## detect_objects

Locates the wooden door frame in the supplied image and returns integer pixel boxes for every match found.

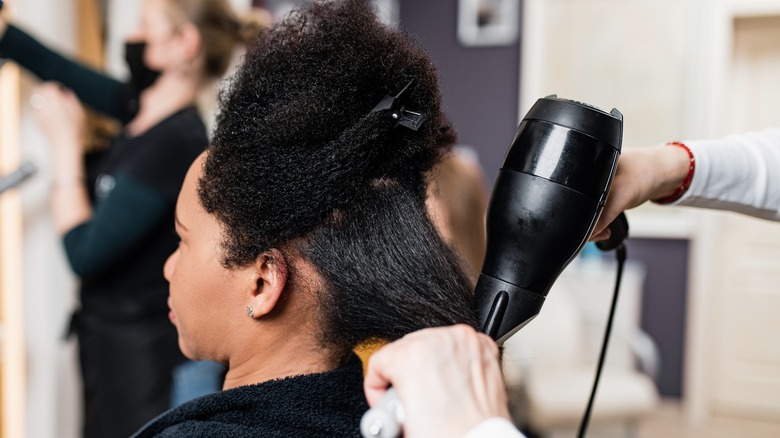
[0,3,26,436]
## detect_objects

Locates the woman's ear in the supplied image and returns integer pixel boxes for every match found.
[177,23,202,63]
[246,249,288,319]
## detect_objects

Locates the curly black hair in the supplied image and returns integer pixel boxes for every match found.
[199,0,476,355]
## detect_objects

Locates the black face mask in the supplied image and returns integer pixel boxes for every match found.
[124,41,162,92]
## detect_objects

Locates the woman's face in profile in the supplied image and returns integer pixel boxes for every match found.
[164,154,245,361]
[134,0,180,71]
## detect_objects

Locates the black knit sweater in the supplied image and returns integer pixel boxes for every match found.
[132,355,369,437]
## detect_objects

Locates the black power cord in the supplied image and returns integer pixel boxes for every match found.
[576,243,627,438]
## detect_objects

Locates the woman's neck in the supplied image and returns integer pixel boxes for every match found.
[221,331,340,390]
[125,72,199,137]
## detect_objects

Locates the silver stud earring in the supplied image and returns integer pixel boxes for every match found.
[246,306,254,318]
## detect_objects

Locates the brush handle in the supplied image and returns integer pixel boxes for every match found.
[360,387,404,438]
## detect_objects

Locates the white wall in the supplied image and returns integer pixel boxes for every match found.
[12,1,82,437]
[520,0,780,425]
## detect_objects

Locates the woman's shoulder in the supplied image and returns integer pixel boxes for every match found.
[116,107,207,197]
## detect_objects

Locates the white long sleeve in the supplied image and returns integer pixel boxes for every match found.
[462,418,526,438]
[673,128,780,221]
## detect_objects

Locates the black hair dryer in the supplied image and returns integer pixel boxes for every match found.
[477,95,624,345]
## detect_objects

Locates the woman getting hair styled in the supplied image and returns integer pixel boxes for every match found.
[0,1,268,436]
[132,0,477,435]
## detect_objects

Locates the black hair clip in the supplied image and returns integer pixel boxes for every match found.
[371,80,427,132]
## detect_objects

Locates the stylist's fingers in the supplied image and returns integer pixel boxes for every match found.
[590,228,611,243]
[591,148,653,240]
[33,83,85,124]
[363,324,478,407]
[363,339,402,407]
[592,172,630,239]
[59,86,87,122]
[591,192,626,241]
[59,86,78,104]
[364,325,510,438]
[32,83,72,114]
[33,82,61,101]
[468,331,509,418]
[592,187,632,240]
[32,83,64,123]
[363,328,426,407]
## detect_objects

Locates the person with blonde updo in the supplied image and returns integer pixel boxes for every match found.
[0,1,268,436]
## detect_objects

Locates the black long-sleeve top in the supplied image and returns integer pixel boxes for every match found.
[0,24,140,122]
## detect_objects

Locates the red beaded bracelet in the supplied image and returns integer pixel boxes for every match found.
[652,141,696,205]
